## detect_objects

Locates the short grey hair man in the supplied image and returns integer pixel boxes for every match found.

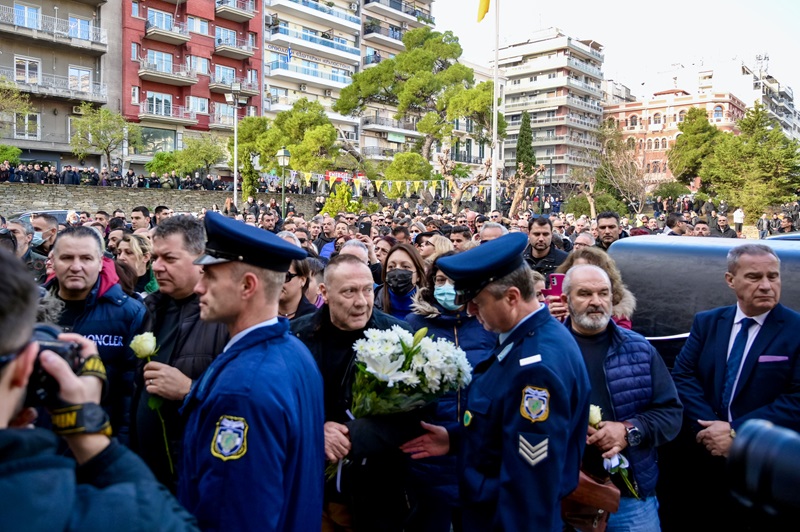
[339,239,369,264]
[479,222,508,243]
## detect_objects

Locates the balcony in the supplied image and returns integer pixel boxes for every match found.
[145,20,190,45]
[266,60,352,90]
[208,113,235,131]
[504,76,565,95]
[214,36,255,60]
[507,116,567,129]
[450,152,483,165]
[505,96,567,111]
[363,24,405,48]
[566,115,600,131]
[364,0,435,28]
[363,54,383,69]
[266,0,361,32]
[452,119,474,134]
[565,96,602,114]
[215,0,257,23]
[73,0,107,5]
[138,61,198,86]
[361,116,422,137]
[269,26,360,65]
[566,77,602,98]
[138,103,198,126]
[0,5,107,55]
[362,145,401,160]
[0,67,107,104]
[208,76,259,96]
[567,57,602,79]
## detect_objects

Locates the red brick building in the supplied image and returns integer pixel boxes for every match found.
[121,0,262,172]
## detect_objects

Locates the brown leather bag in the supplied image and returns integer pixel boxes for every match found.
[561,470,621,532]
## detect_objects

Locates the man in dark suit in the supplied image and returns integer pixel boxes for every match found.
[671,243,800,530]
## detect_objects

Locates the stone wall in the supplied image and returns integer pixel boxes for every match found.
[0,184,316,218]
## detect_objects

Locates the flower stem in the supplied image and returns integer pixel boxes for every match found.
[156,407,174,475]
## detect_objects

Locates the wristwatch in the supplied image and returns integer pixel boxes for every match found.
[622,421,642,447]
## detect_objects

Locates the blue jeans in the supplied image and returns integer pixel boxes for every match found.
[759,230,768,239]
[607,495,660,532]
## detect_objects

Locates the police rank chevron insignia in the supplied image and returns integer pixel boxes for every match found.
[211,415,248,461]
[520,386,549,423]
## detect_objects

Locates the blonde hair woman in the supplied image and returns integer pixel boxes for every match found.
[419,234,453,264]
[117,233,159,296]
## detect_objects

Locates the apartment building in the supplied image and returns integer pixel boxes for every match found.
[0,0,109,168]
[499,28,605,187]
[121,0,262,172]
[603,89,746,184]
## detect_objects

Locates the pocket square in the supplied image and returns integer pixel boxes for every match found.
[758,355,789,363]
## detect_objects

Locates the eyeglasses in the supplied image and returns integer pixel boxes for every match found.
[284,271,299,283]
[297,238,307,244]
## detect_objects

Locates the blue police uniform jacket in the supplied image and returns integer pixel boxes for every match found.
[456,306,591,531]
[178,319,325,532]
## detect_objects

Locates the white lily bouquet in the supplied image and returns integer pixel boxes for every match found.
[350,326,473,417]
[589,405,639,499]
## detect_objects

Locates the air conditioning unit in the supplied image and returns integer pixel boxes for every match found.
[299,84,307,92]
[72,106,85,115]
[401,22,409,29]
[349,2,358,10]
[324,89,332,97]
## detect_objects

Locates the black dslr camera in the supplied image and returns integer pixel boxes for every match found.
[25,324,83,407]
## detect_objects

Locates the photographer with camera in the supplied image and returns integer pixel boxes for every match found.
[0,249,198,530]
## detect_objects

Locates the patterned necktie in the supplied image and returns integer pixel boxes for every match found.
[721,317,756,412]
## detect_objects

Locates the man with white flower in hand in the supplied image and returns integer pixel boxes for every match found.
[559,264,682,531]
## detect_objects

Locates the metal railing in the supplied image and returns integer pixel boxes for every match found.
[139,102,196,120]
[267,61,352,84]
[269,0,361,25]
[0,67,107,100]
[209,113,235,127]
[567,57,602,77]
[364,25,404,41]
[0,5,107,44]
[450,152,483,164]
[363,54,383,66]
[216,0,256,13]
[362,116,417,131]
[362,146,400,157]
[364,0,434,22]
[146,20,189,37]
[209,76,259,92]
[270,26,359,55]
[138,60,198,80]
[215,36,255,53]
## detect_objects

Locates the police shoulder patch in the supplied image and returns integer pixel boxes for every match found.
[211,415,248,461]
[520,386,549,423]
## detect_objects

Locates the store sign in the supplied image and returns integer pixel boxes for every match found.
[266,44,351,72]
[387,132,406,143]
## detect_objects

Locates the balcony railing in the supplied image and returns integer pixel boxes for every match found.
[450,152,483,164]
[146,20,189,36]
[209,75,259,92]
[209,113,236,128]
[364,24,405,42]
[362,116,417,131]
[139,102,197,120]
[215,36,256,53]
[267,61,353,84]
[363,54,383,66]
[216,0,256,13]
[270,0,361,25]
[139,61,198,80]
[0,5,107,44]
[270,26,359,56]
[364,0,434,22]
[0,67,107,100]
[362,146,401,158]
[567,57,602,78]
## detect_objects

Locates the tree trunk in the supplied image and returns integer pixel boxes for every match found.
[421,135,435,161]
[508,178,527,218]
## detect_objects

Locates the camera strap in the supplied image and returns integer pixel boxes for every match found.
[76,355,109,401]
[50,403,111,436]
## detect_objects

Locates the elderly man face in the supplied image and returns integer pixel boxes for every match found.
[320,260,375,331]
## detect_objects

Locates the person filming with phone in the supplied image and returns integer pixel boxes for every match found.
[0,249,198,531]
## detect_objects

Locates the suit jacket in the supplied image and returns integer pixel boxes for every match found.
[672,303,800,432]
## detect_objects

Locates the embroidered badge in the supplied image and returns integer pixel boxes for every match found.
[211,415,248,461]
[520,386,549,423]
[463,410,473,427]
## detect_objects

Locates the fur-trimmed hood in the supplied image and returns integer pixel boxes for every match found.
[409,288,442,318]
[614,286,637,319]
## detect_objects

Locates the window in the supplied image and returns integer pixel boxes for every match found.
[626,137,635,149]
[678,110,686,122]
[146,50,173,72]
[247,106,258,117]
[14,113,39,140]
[654,138,660,150]
[512,79,520,85]
[187,16,209,35]
[546,129,555,138]
[630,115,638,127]
[216,27,237,45]
[145,92,173,116]
[187,96,209,114]
[653,113,662,125]
[465,138,472,158]
[186,56,210,75]
[69,16,91,40]
[645,163,650,173]
[248,32,257,48]
[479,141,485,159]
[131,42,140,61]
[132,1,140,18]
[653,161,661,173]
[646,139,653,150]
[216,102,235,119]
[131,86,140,104]
[15,57,40,84]
[14,4,40,30]
[547,72,556,79]
[214,65,236,83]
[247,68,258,84]
[147,9,173,31]
[662,137,667,149]
[69,67,92,92]
[136,127,176,155]
[714,105,723,119]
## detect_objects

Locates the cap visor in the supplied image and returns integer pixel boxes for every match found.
[193,254,231,266]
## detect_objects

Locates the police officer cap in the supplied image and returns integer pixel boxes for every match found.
[194,212,306,272]
[437,233,528,304]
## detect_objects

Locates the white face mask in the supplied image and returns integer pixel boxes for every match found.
[31,231,45,247]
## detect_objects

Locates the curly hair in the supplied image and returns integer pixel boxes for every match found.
[555,246,628,307]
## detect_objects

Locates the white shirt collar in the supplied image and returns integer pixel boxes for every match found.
[733,304,771,327]
[223,317,279,352]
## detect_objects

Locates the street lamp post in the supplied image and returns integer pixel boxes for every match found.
[276,146,291,218]
[225,82,248,209]
[549,157,553,197]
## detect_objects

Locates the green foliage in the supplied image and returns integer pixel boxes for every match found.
[699,103,800,222]
[320,182,371,215]
[177,133,227,175]
[0,77,30,132]
[515,111,536,176]
[70,102,141,165]
[564,192,627,218]
[145,151,178,176]
[255,99,337,174]
[230,116,270,164]
[0,144,22,166]
[667,107,720,184]
[446,81,507,145]
[384,152,433,198]
[241,158,259,202]
[650,181,690,201]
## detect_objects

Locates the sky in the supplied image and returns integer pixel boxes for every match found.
[433,0,800,100]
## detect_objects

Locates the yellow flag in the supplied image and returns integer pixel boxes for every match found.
[478,0,490,22]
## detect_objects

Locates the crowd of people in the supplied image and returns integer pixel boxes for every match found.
[0,192,798,532]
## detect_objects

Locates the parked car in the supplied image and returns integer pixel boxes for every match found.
[7,210,70,225]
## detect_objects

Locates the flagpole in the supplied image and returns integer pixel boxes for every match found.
[490,0,500,212]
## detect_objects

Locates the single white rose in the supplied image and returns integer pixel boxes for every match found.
[589,404,603,428]
[130,332,157,359]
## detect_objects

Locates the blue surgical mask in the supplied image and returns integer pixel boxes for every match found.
[434,283,461,311]
[31,232,45,247]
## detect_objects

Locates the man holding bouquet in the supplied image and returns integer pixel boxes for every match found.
[402,233,591,531]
